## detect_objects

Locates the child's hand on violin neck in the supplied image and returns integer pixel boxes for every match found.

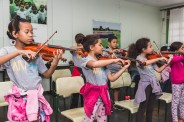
[167,55,173,64]
[18,50,36,60]
[53,49,64,60]
[124,60,131,68]
[159,57,168,62]
[113,58,125,64]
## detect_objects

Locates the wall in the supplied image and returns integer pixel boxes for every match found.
[0,0,162,90]
[0,0,162,61]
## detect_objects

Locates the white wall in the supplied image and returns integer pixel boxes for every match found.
[120,1,162,48]
[0,0,162,91]
[0,0,162,60]
[0,0,4,49]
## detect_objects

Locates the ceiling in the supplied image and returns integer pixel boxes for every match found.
[124,0,184,8]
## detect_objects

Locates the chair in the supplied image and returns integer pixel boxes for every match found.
[110,71,132,96]
[157,92,172,122]
[155,71,161,81]
[55,76,85,122]
[111,72,132,89]
[155,72,172,122]
[52,69,72,82]
[0,81,13,107]
[51,69,72,106]
[114,99,139,122]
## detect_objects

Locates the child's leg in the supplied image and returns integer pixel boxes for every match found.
[133,75,140,96]
[135,85,152,122]
[70,93,79,109]
[179,84,184,121]
[84,100,100,122]
[146,88,156,122]
[113,88,119,101]
[96,101,107,122]
[172,84,183,122]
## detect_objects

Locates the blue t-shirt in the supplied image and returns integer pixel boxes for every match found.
[0,46,47,90]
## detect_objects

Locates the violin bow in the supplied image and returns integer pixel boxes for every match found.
[153,41,168,64]
[35,31,57,56]
[153,41,164,57]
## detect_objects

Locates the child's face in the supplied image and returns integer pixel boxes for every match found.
[92,39,103,54]
[20,5,24,11]
[108,39,118,49]
[177,44,184,54]
[14,22,33,45]
[143,42,153,54]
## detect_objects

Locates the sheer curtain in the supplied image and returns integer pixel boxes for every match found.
[161,11,167,46]
[169,8,184,44]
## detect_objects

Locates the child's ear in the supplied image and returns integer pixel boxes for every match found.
[90,45,94,51]
[142,48,146,52]
[108,42,110,45]
[12,31,18,39]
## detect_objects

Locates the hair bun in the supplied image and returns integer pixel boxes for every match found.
[81,36,86,45]
[12,15,20,21]
[7,31,15,40]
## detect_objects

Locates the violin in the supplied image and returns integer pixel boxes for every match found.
[24,43,77,62]
[98,55,128,66]
[147,52,170,59]
[160,51,181,55]
[75,50,88,57]
[42,54,67,62]
[23,31,75,62]
[102,49,146,66]
[103,48,127,56]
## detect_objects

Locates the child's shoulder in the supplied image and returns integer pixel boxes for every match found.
[0,46,15,52]
[136,55,146,60]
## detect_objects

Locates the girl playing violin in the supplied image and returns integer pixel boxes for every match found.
[157,46,171,93]
[130,38,171,122]
[0,15,63,121]
[80,35,130,122]
[103,35,127,110]
[169,42,184,122]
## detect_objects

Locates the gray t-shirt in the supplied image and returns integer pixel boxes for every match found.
[103,47,122,73]
[0,46,47,90]
[71,52,84,67]
[136,55,157,78]
[81,55,111,86]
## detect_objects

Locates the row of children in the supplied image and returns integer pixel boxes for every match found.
[70,33,184,122]
[0,15,184,122]
[10,0,47,24]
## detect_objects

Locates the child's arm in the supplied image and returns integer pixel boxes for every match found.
[70,45,83,50]
[0,50,35,65]
[86,58,125,68]
[107,60,130,82]
[43,49,63,78]
[154,56,172,73]
[154,63,168,73]
[143,57,168,66]
[171,55,184,63]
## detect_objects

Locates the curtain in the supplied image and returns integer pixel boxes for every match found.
[169,8,184,44]
[161,11,167,46]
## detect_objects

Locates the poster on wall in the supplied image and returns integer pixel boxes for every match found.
[9,0,47,43]
[93,20,121,48]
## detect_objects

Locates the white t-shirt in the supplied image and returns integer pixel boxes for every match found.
[17,10,27,19]
[29,13,39,23]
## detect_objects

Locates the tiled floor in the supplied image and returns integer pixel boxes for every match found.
[0,92,172,122]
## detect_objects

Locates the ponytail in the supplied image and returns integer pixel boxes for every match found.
[7,15,30,40]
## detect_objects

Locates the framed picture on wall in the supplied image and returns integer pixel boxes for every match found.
[10,0,47,24]
[9,0,48,43]
[92,20,121,48]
